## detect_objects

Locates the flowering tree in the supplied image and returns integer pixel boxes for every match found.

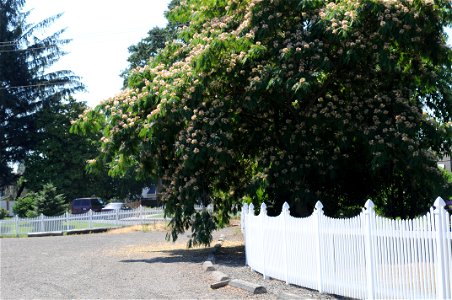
[73,0,452,246]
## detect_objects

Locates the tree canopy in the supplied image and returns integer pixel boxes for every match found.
[22,98,146,201]
[0,0,84,189]
[74,0,452,246]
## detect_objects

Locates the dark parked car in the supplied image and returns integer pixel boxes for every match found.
[445,200,452,213]
[71,198,104,214]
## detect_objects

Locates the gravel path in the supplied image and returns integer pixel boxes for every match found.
[0,225,341,299]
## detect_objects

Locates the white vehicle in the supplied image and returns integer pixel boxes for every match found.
[101,202,130,212]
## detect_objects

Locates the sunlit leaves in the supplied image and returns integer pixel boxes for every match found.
[74,0,452,245]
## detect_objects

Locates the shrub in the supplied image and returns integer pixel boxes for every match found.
[13,193,38,218]
[0,208,9,219]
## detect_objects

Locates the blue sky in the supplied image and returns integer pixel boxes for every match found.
[24,1,452,108]
[25,0,171,107]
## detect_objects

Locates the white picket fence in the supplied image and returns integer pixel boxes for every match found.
[241,197,452,300]
[0,206,166,237]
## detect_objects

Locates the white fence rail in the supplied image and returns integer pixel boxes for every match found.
[241,197,452,300]
[0,206,166,237]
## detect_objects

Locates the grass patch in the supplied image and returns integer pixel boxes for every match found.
[107,222,169,234]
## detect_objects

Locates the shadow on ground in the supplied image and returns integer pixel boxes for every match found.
[215,245,245,267]
[119,245,245,267]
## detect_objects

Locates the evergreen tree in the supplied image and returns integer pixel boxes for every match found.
[35,183,66,216]
[23,98,146,201]
[0,0,84,190]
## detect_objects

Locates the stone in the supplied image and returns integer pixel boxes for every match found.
[229,279,267,294]
[211,271,230,282]
[202,261,215,272]
[210,280,230,289]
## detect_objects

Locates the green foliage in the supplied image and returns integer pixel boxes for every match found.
[186,210,216,248]
[121,27,177,87]
[35,183,67,216]
[0,208,9,219]
[442,169,452,183]
[13,183,67,217]
[23,98,146,201]
[0,0,84,189]
[74,0,452,246]
[13,193,38,218]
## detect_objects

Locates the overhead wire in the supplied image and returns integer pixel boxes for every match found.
[0,40,19,44]
[0,28,170,48]
[0,29,171,90]
[0,82,71,90]
[0,45,57,53]
[0,28,171,53]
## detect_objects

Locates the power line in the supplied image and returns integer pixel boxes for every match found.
[0,32,171,52]
[0,40,19,45]
[0,29,171,49]
[0,45,57,53]
[0,82,70,90]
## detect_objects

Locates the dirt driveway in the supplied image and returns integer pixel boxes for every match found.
[0,226,254,299]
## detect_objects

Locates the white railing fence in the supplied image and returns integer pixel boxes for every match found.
[241,197,452,300]
[0,206,166,237]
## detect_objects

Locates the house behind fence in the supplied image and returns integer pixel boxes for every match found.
[241,197,452,300]
[0,200,15,215]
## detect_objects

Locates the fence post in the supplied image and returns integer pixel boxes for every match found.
[314,201,324,293]
[15,215,19,237]
[241,203,248,233]
[140,205,144,225]
[65,211,69,231]
[247,203,255,267]
[116,208,120,226]
[433,197,449,300]
[282,202,290,285]
[364,200,376,300]
[40,213,45,232]
[260,202,267,279]
[241,204,248,266]
[88,209,93,229]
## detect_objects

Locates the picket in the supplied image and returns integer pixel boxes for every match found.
[0,206,167,236]
[242,198,452,300]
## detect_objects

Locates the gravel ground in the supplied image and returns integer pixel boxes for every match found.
[1,224,341,299]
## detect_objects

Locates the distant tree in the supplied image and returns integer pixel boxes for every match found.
[120,0,180,87]
[13,192,37,217]
[74,0,452,246]
[35,183,66,216]
[23,98,145,201]
[121,27,176,87]
[0,0,84,190]
[22,98,95,200]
